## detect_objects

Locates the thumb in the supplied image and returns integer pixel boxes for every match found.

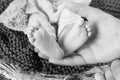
[65,2,103,22]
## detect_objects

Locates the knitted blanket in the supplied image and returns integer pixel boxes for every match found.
[0,0,120,80]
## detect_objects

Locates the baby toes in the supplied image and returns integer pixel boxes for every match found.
[85,23,92,37]
[33,27,64,59]
[27,27,39,44]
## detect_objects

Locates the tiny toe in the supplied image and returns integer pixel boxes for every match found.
[85,24,91,31]
[88,31,92,37]
[30,27,40,43]
[84,24,92,37]
[28,32,36,43]
[87,27,91,32]
[85,24,89,28]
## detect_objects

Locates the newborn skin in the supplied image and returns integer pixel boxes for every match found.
[24,13,64,59]
[58,8,91,56]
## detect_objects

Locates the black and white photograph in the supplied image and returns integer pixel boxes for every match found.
[0,0,120,80]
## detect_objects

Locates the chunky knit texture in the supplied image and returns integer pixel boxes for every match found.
[90,0,120,19]
[0,0,120,79]
[0,0,13,14]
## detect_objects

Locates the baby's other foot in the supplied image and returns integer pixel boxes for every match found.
[31,32,49,59]
[59,20,91,56]
[30,27,64,59]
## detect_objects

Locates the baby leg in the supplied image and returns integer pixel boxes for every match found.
[59,21,91,56]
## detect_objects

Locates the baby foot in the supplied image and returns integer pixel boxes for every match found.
[58,8,91,56]
[29,27,64,59]
[59,20,91,56]
[58,20,91,56]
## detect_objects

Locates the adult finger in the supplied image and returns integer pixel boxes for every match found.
[49,54,87,66]
[111,59,120,80]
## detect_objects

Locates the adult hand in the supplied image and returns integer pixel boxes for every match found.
[49,2,120,66]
